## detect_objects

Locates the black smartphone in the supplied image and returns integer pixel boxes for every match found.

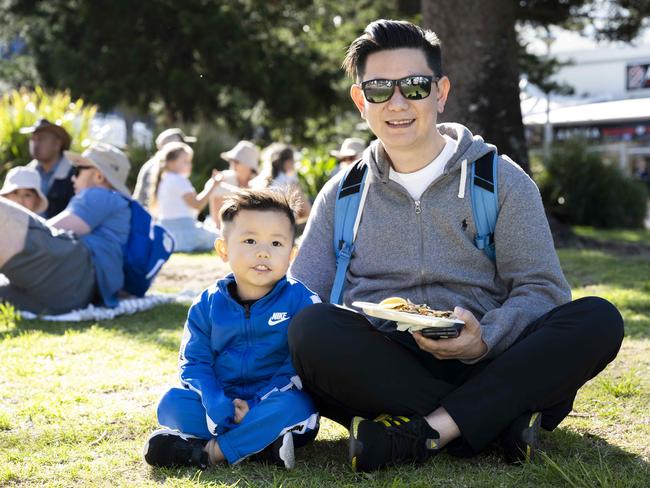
[420,322,464,340]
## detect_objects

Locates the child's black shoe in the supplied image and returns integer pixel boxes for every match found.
[143,428,209,469]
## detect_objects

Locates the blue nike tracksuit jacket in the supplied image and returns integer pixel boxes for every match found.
[157,274,320,463]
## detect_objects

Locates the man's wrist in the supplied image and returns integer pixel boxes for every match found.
[471,339,488,360]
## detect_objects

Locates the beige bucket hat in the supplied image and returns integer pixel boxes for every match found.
[220,140,260,172]
[331,137,366,159]
[155,128,197,150]
[65,143,131,197]
[0,166,49,213]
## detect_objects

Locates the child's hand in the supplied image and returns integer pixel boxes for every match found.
[233,398,249,424]
[204,176,217,192]
[212,169,224,183]
[205,170,223,194]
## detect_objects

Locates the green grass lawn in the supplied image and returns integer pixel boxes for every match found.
[1,228,649,487]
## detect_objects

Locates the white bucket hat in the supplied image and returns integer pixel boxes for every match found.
[155,128,197,150]
[220,140,260,172]
[331,137,366,159]
[0,166,49,213]
[65,143,131,197]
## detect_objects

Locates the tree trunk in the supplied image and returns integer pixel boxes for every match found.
[422,0,530,174]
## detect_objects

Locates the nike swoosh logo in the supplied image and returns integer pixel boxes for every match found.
[268,316,290,326]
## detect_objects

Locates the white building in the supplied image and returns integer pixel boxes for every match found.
[521,27,650,172]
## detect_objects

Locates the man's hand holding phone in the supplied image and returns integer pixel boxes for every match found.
[412,307,488,361]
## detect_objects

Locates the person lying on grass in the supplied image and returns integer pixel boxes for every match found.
[144,188,320,470]
[0,143,131,314]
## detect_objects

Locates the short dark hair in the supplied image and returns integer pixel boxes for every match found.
[342,19,443,81]
[219,188,301,239]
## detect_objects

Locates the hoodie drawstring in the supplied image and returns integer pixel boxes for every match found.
[458,159,467,199]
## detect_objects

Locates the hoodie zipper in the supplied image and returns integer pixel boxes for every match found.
[414,200,426,287]
[240,302,252,382]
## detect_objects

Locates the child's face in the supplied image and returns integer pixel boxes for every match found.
[168,151,193,177]
[282,158,295,175]
[4,188,41,213]
[233,160,253,183]
[215,209,296,301]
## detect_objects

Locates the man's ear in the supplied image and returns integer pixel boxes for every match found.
[94,171,111,189]
[350,84,366,118]
[215,238,228,262]
[436,76,451,113]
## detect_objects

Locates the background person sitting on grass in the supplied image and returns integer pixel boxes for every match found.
[0,166,49,214]
[208,140,260,227]
[19,118,75,218]
[0,143,131,314]
[149,142,220,252]
[144,189,319,471]
[132,127,197,208]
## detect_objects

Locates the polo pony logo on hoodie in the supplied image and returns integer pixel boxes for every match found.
[268,312,290,326]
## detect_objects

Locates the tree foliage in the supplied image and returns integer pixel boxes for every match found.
[2,0,397,142]
[538,139,648,228]
[517,0,650,42]
[0,87,96,178]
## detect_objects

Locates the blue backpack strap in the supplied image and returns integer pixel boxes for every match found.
[470,151,499,262]
[330,160,368,305]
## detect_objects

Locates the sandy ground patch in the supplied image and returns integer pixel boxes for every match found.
[151,253,230,293]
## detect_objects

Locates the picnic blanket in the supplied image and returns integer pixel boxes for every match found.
[18,290,198,322]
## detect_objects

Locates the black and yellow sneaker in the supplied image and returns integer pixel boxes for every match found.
[249,432,295,470]
[143,428,209,469]
[349,414,441,472]
[501,411,542,464]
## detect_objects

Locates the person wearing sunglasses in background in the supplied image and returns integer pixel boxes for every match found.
[288,19,623,471]
[0,143,131,315]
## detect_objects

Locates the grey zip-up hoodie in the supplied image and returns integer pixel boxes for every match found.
[290,123,571,362]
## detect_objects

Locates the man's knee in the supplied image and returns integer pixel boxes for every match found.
[288,303,337,353]
[0,198,29,267]
[575,296,624,354]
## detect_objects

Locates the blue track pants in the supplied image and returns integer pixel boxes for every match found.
[157,387,319,464]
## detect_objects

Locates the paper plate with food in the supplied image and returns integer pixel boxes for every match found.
[352,297,465,339]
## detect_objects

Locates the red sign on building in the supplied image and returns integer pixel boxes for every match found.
[627,63,650,90]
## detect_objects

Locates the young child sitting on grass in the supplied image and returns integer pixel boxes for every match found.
[0,166,49,214]
[144,188,320,470]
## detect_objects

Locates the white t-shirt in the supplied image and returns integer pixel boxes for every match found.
[157,172,197,220]
[271,172,299,188]
[389,135,457,201]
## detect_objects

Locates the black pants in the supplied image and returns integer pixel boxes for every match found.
[288,297,624,453]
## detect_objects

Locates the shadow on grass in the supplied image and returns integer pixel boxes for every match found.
[4,302,188,352]
[144,428,649,488]
[533,428,650,487]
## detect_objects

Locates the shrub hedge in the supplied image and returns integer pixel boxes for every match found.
[538,139,648,229]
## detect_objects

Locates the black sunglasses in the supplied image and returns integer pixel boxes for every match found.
[72,165,95,177]
[361,75,438,104]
